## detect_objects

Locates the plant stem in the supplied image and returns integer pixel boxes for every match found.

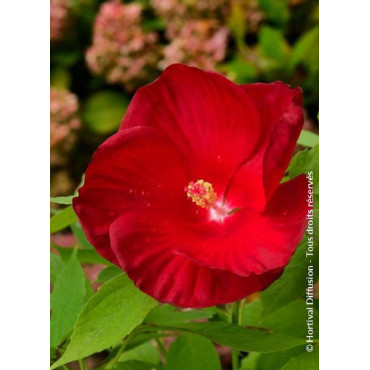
[78,359,88,370]
[155,337,167,358]
[238,298,246,324]
[105,336,130,369]
[155,336,167,366]
[231,301,240,370]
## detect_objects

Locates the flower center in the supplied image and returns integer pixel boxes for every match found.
[185,179,232,222]
[185,180,217,209]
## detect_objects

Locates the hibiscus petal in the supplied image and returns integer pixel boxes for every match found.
[73,126,191,265]
[243,82,304,199]
[121,64,264,205]
[173,175,308,277]
[223,148,266,212]
[109,211,284,308]
[224,82,303,210]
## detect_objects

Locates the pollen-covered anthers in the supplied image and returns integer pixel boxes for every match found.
[185,180,218,209]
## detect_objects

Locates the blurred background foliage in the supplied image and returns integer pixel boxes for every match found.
[50,0,319,197]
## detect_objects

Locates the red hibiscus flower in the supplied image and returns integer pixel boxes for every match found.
[73,64,308,308]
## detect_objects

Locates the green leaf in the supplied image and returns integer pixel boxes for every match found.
[111,360,164,370]
[54,245,111,265]
[290,26,319,74]
[241,351,260,369]
[261,301,318,340]
[145,322,306,353]
[241,300,318,340]
[259,26,289,62]
[240,300,263,327]
[82,90,129,134]
[145,305,215,326]
[71,223,93,249]
[50,249,86,349]
[166,333,221,370]
[224,57,257,84]
[297,130,319,148]
[242,346,307,370]
[84,277,94,302]
[50,253,64,284]
[261,237,318,315]
[50,196,74,205]
[118,341,160,364]
[258,0,289,25]
[50,206,78,234]
[280,347,319,370]
[51,274,158,368]
[96,265,123,283]
[288,144,319,243]
[289,144,319,180]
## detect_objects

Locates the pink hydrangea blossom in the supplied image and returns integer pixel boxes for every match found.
[151,0,229,70]
[50,88,80,167]
[151,0,227,20]
[161,20,229,71]
[50,0,71,41]
[86,0,159,90]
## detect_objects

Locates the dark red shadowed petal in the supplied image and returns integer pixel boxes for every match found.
[109,211,284,308]
[243,82,304,199]
[173,175,308,277]
[120,64,266,210]
[225,82,303,208]
[73,126,191,265]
